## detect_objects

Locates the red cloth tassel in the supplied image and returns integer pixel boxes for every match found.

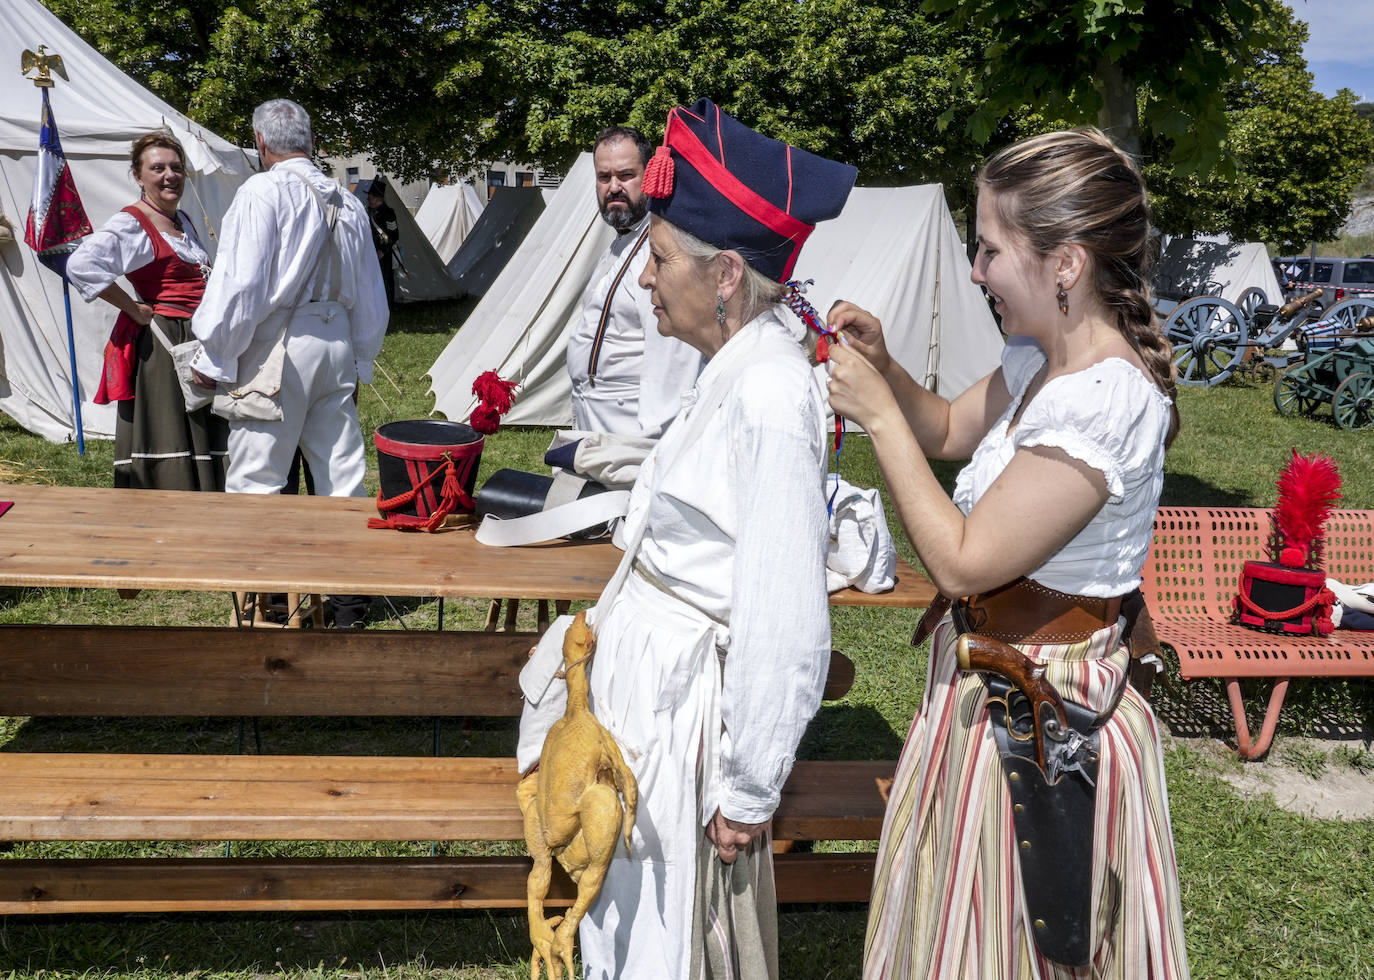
[643,145,675,198]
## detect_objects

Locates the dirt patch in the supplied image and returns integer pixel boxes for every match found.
[1185,734,1374,820]
[1154,679,1374,821]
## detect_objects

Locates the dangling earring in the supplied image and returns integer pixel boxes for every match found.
[716,295,727,330]
[1056,281,1070,316]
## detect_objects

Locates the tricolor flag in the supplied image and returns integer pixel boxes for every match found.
[24,87,91,278]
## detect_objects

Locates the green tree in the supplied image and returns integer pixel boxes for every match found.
[1143,3,1373,249]
[924,0,1277,170]
[39,0,505,183]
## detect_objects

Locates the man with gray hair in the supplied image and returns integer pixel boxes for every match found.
[190,98,387,498]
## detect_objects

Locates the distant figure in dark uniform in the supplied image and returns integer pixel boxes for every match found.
[367,177,399,309]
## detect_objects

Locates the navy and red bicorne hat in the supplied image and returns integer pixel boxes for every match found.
[642,98,857,282]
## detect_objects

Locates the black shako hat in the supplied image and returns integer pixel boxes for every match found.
[642,98,857,282]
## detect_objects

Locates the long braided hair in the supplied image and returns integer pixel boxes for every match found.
[979,129,1179,445]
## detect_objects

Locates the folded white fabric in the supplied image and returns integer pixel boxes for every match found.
[547,429,658,490]
[825,474,898,594]
[1326,578,1374,629]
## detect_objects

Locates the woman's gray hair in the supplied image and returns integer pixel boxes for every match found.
[664,222,786,323]
[251,99,313,155]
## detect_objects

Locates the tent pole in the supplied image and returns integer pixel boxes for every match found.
[61,279,84,454]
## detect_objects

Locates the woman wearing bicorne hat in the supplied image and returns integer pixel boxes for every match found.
[517,98,856,979]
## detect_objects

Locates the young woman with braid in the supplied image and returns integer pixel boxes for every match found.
[826,129,1190,978]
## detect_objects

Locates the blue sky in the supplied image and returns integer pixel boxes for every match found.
[1288,0,1374,102]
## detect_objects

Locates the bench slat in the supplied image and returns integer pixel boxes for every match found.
[0,626,857,714]
[0,755,891,843]
[0,852,876,913]
[0,626,535,717]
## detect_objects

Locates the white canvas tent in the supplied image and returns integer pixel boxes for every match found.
[353,178,461,303]
[445,186,547,298]
[414,181,484,264]
[1154,236,1283,309]
[0,0,253,442]
[428,153,1003,426]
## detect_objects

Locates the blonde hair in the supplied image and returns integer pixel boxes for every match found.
[980,129,1178,441]
[664,221,787,324]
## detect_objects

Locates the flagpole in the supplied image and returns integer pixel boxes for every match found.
[61,279,85,454]
[23,47,92,455]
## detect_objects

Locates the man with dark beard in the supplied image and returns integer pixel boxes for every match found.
[566,126,702,434]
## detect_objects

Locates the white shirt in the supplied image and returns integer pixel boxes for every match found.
[629,309,831,821]
[190,157,388,384]
[953,336,1172,596]
[567,215,703,435]
[67,210,210,302]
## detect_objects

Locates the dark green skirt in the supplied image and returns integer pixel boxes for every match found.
[113,314,228,491]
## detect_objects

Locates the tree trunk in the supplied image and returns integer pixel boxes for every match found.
[1095,56,1141,160]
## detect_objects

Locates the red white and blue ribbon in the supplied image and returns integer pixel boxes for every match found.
[786,279,844,513]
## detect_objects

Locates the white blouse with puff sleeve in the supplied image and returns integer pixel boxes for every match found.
[953,336,1171,597]
[65,210,209,303]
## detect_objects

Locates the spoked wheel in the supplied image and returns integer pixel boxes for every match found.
[1315,297,1374,339]
[1164,296,1250,386]
[1236,287,1269,322]
[1274,368,1323,417]
[1332,372,1374,429]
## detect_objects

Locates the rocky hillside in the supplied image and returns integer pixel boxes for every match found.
[1342,194,1374,236]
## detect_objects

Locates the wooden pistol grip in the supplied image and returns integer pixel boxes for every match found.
[1278,289,1323,317]
[957,633,1070,771]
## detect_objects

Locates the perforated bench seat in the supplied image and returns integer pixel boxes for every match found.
[1141,507,1374,758]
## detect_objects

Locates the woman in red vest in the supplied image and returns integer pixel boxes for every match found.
[68,132,227,490]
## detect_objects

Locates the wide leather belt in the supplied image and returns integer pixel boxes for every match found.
[956,577,1122,644]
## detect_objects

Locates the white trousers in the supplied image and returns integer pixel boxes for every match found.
[225,309,366,497]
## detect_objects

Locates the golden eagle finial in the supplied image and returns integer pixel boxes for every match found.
[21,45,69,88]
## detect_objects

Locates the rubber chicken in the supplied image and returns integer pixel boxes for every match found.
[518,610,638,979]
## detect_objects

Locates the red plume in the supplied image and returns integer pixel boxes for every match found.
[1270,449,1342,568]
[469,370,519,435]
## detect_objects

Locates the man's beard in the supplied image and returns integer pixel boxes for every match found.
[599,193,648,234]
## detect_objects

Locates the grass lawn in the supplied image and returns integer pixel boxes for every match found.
[0,297,1371,978]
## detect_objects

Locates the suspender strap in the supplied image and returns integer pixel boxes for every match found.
[282,170,343,305]
[586,223,651,386]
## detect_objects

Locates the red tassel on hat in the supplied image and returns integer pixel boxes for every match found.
[1270,449,1343,568]
[643,145,675,198]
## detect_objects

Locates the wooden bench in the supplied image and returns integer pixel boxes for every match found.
[0,624,889,914]
[1140,506,1374,759]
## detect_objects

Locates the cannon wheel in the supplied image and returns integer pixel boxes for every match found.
[1318,297,1374,336]
[1164,296,1249,386]
[1236,287,1269,323]
[1332,372,1374,430]
[1274,368,1323,417]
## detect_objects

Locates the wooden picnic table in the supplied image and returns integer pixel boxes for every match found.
[0,483,935,608]
[0,482,931,914]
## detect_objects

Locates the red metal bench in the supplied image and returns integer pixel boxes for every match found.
[1140,507,1374,759]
